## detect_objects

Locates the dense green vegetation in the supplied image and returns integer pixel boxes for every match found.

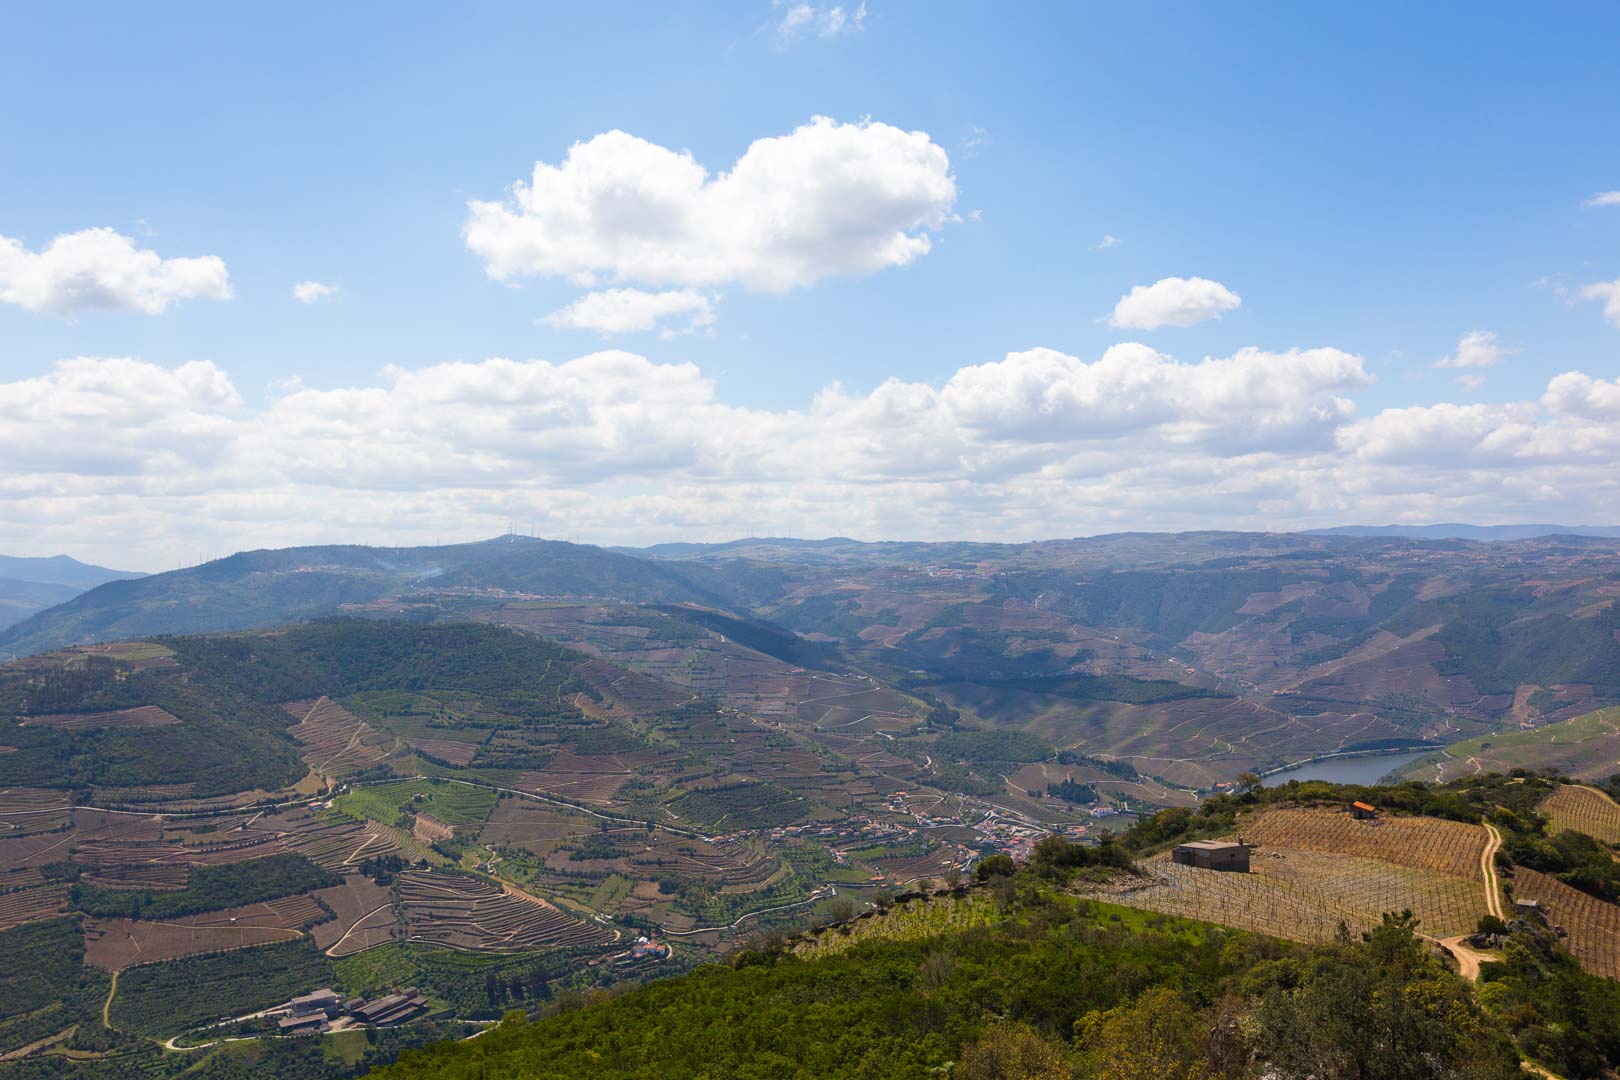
[1479,919,1620,1077]
[931,729,1053,766]
[109,939,336,1037]
[668,781,810,830]
[337,779,497,828]
[1385,587,1620,695]
[0,654,306,796]
[0,917,91,1023]
[0,918,127,1064]
[331,940,640,1020]
[1055,750,1139,779]
[164,619,592,723]
[370,856,1538,1080]
[71,854,340,919]
[1046,778,1097,804]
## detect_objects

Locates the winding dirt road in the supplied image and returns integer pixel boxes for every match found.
[1481,822,1504,920]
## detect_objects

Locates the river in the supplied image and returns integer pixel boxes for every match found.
[1259,747,1439,788]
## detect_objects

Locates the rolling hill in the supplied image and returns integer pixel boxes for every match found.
[9,530,1620,789]
[0,537,765,659]
[365,776,1620,1080]
[0,555,145,634]
[4,609,1620,1077]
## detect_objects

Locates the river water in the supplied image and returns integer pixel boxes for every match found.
[1259,748,1439,788]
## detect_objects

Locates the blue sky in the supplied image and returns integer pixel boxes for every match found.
[3,3,1620,568]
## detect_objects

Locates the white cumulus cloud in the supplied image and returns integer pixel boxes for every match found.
[15,346,1620,571]
[1582,279,1620,326]
[1583,191,1620,208]
[1109,276,1242,330]
[463,117,956,293]
[1436,329,1514,369]
[292,281,339,304]
[0,227,231,315]
[543,288,716,336]
[0,357,240,477]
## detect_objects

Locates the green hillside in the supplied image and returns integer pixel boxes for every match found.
[369,840,1616,1080]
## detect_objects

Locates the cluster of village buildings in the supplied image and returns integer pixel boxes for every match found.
[276,987,428,1035]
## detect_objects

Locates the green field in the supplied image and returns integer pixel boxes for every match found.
[337,778,499,827]
[334,941,421,997]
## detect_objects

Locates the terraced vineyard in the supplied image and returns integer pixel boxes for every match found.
[311,874,401,957]
[1251,848,1486,937]
[16,704,181,730]
[284,697,399,781]
[1077,806,1497,944]
[272,809,411,870]
[0,883,66,930]
[81,863,190,891]
[83,893,326,970]
[1512,867,1620,979]
[1077,859,1381,943]
[0,786,70,834]
[1541,784,1620,844]
[1238,806,1488,878]
[398,871,614,951]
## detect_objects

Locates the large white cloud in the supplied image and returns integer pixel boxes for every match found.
[0,228,231,315]
[1543,371,1620,419]
[464,117,956,293]
[938,344,1366,450]
[0,357,240,476]
[9,346,1620,570]
[1109,276,1242,330]
[543,288,716,336]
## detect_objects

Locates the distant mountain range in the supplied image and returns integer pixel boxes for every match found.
[0,554,146,590]
[5,527,1620,798]
[1304,523,1620,541]
[0,537,774,658]
[0,555,145,633]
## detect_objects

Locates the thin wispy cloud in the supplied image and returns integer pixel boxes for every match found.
[543,288,716,337]
[774,1,866,42]
[292,281,339,304]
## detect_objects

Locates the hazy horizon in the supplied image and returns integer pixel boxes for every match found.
[13,519,1620,577]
